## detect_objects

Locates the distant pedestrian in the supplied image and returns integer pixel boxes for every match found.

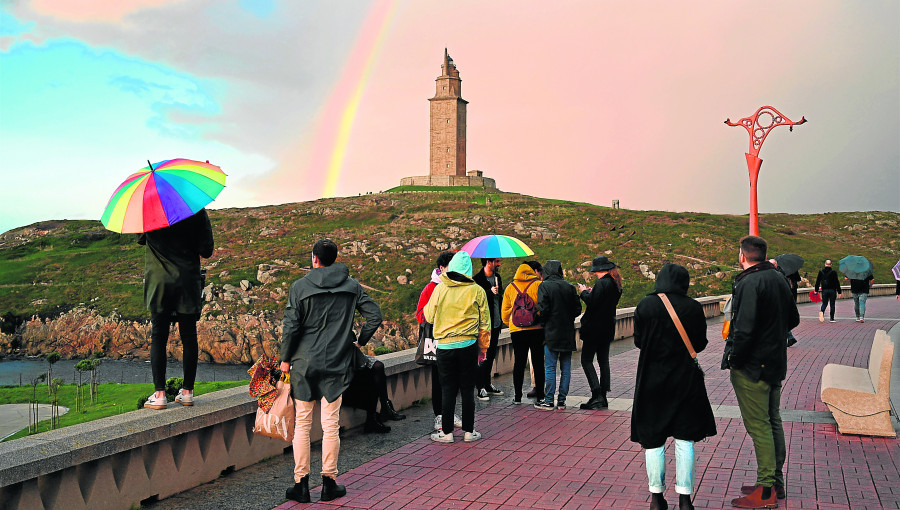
[847,274,875,323]
[814,260,841,322]
[576,256,622,410]
[723,236,799,508]
[474,258,505,401]
[424,251,491,443]
[415,251,462,432]
[632,263,716,510]
[501,261,544,404]
[534,260,581,410]
[139,209,213,410]
[280,239,383,503]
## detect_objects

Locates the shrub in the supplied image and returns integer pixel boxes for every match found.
[165,377,184,398]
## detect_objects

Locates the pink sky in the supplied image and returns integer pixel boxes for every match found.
[1,1,896,234]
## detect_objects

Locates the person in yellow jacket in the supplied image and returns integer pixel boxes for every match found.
[501,261,545,404]
[424,250,491,443]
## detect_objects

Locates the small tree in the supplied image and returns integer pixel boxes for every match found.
[74,359,92,412]
[49,378,63,429]
[46,352,60,388]
[28,373,46,433]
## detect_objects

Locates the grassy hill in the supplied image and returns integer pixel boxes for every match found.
[1,190,896,347]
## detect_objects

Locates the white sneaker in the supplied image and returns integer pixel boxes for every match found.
[477,388,490,401]
[453,414,463,428]
[464,431,482,442]
[144,393,167,410]
[431,431,453,443]
[434,415,442,431]
[174,389,193,406]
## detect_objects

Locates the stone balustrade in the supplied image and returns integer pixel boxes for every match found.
[0,293,731,510]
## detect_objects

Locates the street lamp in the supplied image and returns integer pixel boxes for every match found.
[725,106,806,236]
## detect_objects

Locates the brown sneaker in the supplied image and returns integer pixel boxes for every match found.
[732,485,778,508]
[741,485,785,499]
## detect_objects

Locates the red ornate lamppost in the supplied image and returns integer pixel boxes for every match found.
[725,106,806,235]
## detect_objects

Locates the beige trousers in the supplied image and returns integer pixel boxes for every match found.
[292,396,342,482]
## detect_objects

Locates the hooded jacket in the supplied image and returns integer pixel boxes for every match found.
[501,263,543,333]
[814,266,841,293]
[280,262,383,402]
[631,263,716,449]
[723,261,799,384]
[139,209,214,315]
[578,273,621,342]
[423,272,491,354]
[415,268,443,324]
[537,260,581,351]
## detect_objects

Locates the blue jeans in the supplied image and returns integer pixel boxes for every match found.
[852,292,868,319]
[646,439,694,495]
[543,347,571,404]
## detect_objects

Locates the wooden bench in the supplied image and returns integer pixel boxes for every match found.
[820,330,896,437]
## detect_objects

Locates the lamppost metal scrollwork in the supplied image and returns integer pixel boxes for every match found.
[725,106,806,236]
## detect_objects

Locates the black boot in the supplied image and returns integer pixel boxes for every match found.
[285,474,310,503]
[678,494,694,510]
[580,390,608,410]
[379,399,406,421]
[364,412,391,433]
[649,492,668,510]
[320,476,347,501]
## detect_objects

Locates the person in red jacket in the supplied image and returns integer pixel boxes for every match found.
[415,251,461,432]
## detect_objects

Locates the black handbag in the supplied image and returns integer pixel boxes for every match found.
[415,322,437,365]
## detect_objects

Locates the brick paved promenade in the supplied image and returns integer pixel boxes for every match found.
[275,297,900,510]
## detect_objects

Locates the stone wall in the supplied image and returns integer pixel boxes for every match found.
[399,175,497,189]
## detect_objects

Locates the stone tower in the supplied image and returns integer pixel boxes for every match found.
[429,48,467,177]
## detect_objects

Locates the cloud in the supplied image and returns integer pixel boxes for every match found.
[28,0,187,23]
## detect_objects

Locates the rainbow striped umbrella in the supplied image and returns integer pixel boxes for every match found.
[460,235,534,258]
[101,159,226,233]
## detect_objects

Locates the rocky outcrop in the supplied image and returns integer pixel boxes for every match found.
[0,307,415,364]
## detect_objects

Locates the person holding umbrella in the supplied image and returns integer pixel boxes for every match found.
[101,159,226,410]
[840,255,875,323]
[140,209,214,409]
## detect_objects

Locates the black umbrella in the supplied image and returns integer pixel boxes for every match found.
[774,253,804,276]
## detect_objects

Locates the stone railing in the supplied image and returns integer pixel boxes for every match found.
[795,283,896,303]
[0,294,731,510]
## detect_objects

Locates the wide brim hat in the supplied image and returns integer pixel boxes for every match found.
[590,256,617,272]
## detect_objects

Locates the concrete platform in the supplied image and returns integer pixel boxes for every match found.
[150,296,900,510]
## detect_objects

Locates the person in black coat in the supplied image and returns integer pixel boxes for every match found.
[534,260,581,410]
[473,258,504,400]
[139,209,213,410]
[814,260,841,322]
[631,263,716,510]
[576,256,622,410]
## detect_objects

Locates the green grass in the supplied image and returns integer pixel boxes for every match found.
[1,380,247,442]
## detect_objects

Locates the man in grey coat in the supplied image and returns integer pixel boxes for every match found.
[279,239,382,503]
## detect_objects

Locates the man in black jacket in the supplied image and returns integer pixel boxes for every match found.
[814,260,841,322]
[724,236,799,508]
[534,260,581,410]
[473,258,504,400]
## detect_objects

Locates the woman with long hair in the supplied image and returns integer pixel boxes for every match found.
[576,256,622,410]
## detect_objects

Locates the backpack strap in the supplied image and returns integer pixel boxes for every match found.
[513,280,535,296]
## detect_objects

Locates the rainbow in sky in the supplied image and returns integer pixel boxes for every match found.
[307,0,400,198]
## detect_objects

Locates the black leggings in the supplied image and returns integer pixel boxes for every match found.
[511,329,544,399]
[581,337,610,393]
[437,344,477,433]
[820,290,837,320]
[371,360,390,410]
[431,363,443,416]
[150,312,198,392]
